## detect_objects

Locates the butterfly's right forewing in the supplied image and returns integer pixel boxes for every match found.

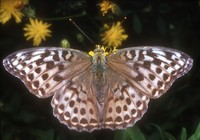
[107,46,193,99]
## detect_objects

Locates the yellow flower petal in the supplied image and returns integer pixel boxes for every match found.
[0,0,29,24]
[99,0,118,16]
[88,46,110,57]
[101,22,128,48]
[88,51,94,57]
[23,18,52,46]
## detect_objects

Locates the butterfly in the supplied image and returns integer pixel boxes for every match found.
[3,46,193,132]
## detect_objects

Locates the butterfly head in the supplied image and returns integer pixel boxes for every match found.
[94,45,104,54]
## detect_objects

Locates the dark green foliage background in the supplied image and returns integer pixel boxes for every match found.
[0,0,200,140]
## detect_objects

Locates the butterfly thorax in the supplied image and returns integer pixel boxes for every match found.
[92,47,107,107]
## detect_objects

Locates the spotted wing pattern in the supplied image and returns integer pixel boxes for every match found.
[101,46,193,129]
[102,73,150,130]
[51,68,103,132]
[3,48,91,98]
[3,46,193,132]
[3,48,103,132]
[107,47,193,98]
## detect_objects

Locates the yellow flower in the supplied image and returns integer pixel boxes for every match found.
[89,46,109,57]
[88,51,95,57]
[88,45,118,57]
[23,18,52,46]
[99,0,118,16]
[0,0,29,24]
[101,22,128,48]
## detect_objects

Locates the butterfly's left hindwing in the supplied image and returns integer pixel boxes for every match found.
[51,69,102,132]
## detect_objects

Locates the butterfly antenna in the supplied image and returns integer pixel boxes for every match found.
[69,18,96,46]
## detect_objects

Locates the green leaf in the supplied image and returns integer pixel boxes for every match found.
[114,126,145,140]
[181,127,187,140]
[151,124,165,140]
[188,123,200,140]
[132,14,142,34]
[164,132,176,140]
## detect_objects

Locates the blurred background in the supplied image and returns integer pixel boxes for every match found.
[0,0,200,140]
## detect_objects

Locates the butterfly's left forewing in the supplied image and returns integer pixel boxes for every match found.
[3,48,91,98]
